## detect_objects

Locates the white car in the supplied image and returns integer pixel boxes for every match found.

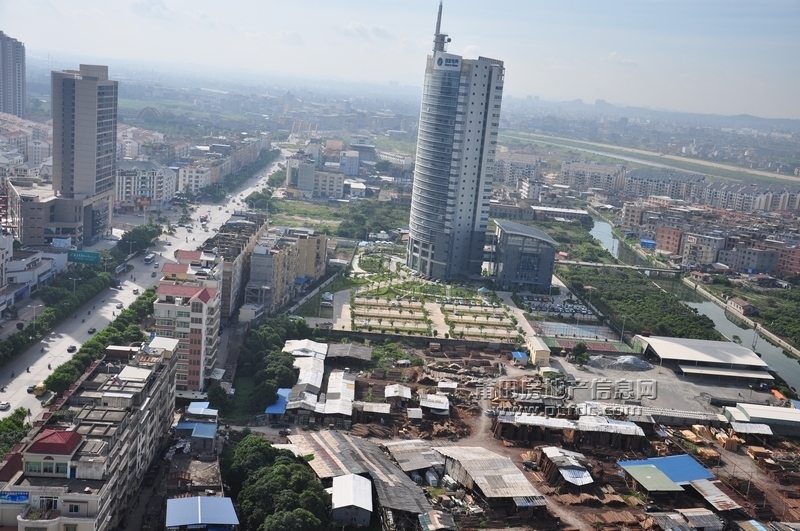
[0,402,10,411]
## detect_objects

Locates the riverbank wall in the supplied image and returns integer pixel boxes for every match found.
[681,276,800,361]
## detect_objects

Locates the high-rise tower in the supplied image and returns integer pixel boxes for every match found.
[49,64,117,246]
[406,2,504,279]
[0,31,26,118]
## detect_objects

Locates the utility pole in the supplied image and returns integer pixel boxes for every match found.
[620,315,627,343]
[32,304,43,334]
[69,277,82,295]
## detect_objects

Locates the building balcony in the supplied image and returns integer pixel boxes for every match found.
[19,505,96,528]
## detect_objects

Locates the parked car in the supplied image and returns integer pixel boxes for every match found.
[0,402,10,411]
[87,327,97,334]
[26,385,35,393]
[132,289,140,295]
[116,303,124,309]
[67,345,77,353]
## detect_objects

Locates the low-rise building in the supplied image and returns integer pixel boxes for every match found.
[488,219,557,292]
[165,497,239,531]
[727,297,757,316]
[330,474,372,527]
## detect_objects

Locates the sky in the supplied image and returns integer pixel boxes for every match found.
[3,0,800,119]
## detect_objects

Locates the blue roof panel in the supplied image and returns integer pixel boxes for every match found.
[265,388,291,415]
[166,497,239,528]
[618,454,713,485]
[511,351,528,359]
[192,422,218,439]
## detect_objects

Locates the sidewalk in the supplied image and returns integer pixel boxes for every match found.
[0,300,46,342]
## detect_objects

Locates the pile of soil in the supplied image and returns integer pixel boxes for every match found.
[587,355,652,371]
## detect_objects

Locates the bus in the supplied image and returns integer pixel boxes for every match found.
[144,253,156,264]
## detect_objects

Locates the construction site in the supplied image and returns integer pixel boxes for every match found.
[270,337,800,531]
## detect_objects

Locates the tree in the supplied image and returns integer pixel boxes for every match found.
[261,508,321,531]
[572,342,590,366]
[207,385,231,413]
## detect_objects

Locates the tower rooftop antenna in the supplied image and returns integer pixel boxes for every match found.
[433,1,449,52]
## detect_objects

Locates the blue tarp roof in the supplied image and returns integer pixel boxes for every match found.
[295,277,309,285]
[166,497,239,528]
[640,239,656,245]
[618,454,713,485]
[265,388,291,415]
[176,421,217,439]
[511,351,529,359]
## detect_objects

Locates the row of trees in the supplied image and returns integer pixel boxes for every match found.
[201,149,281,203]
[560,266,721,340]
[223,436,330,531]
[44,288,156,395]
[208,315,314,415]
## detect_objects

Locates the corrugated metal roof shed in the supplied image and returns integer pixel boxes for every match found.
[619,464,683,492]
[407,408,423,419]
[383,439,446,472]
[283,339,328,357]
[419,394,450,410]
[676,508,723,531]
[265,388,291,415]
[418,510,456,531]
[497,414,574,429]
[288,431,430,515]
[634,335,767,368]
[619,454,713,485]
[688,479,741,511]
[729,422,773,435]
[165,497,239,528]
[651,513,693,531]
[293,354,325,394]
[385,384,412,399]
[353,401,391,414]
[324,370,356,416]
[736,520,770,531]
[433,446,546,503]
[326,343,373,361]
[332,474,373,512]
[541,447,593,486]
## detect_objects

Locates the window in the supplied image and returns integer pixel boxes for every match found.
[68,504,80,513]
[42,461,54,473]
[56,462,67,474]
[65,525,78,531]
[25,461,41,473]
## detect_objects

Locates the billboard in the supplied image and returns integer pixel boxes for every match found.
[52,237,72,249]
[67,250,101,265]
[0,491,29,503]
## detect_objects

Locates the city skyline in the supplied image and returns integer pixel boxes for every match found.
[2,0,799,119]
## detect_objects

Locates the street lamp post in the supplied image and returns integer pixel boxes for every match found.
[32,304,43,334]
[69,277,82,295]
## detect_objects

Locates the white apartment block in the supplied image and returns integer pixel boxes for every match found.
[339,150,359,177]
[178,165,212,194]
[313,171,344,199]
[560,161,625,191]
[115,159,176,210]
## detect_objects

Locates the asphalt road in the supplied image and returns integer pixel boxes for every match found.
[0,147,288,418]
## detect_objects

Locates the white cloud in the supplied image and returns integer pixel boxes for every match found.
[601,52,637,66]
[340,23,396,41]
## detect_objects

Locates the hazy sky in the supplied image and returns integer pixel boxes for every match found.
[3,0,800,118]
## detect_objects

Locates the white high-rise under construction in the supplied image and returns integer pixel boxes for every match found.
[407,2,505,279]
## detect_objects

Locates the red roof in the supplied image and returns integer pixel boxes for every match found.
[175,250,202,261]
[27,429,82,455]
[0,453,23,481]
[196,288,217,304]
[162,263,189,274]
[157,284,203,298]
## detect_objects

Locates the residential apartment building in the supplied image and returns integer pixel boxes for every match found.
[517,177,546,201]
[0,337,178,531]
[0,31,26,119]
[717,247,779,274]
[245,227,328,316]
[495,153,539,187]
[407,4,504,279]
[560,161,625,192]
[115,160,176,212]
[681,233,726,267]
[313,171,344,199]
[178,165,212,194]
[756,240,800,277]
[623,169,704,201]
[154,257,221,391]
[199,214,269,323]
[621,202,648,230]
[27,139,51,166]
[285,152,316,199]
[655,226,684,255]
[339,150,359,177]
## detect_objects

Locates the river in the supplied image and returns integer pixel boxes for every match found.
[590,220,800,390]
